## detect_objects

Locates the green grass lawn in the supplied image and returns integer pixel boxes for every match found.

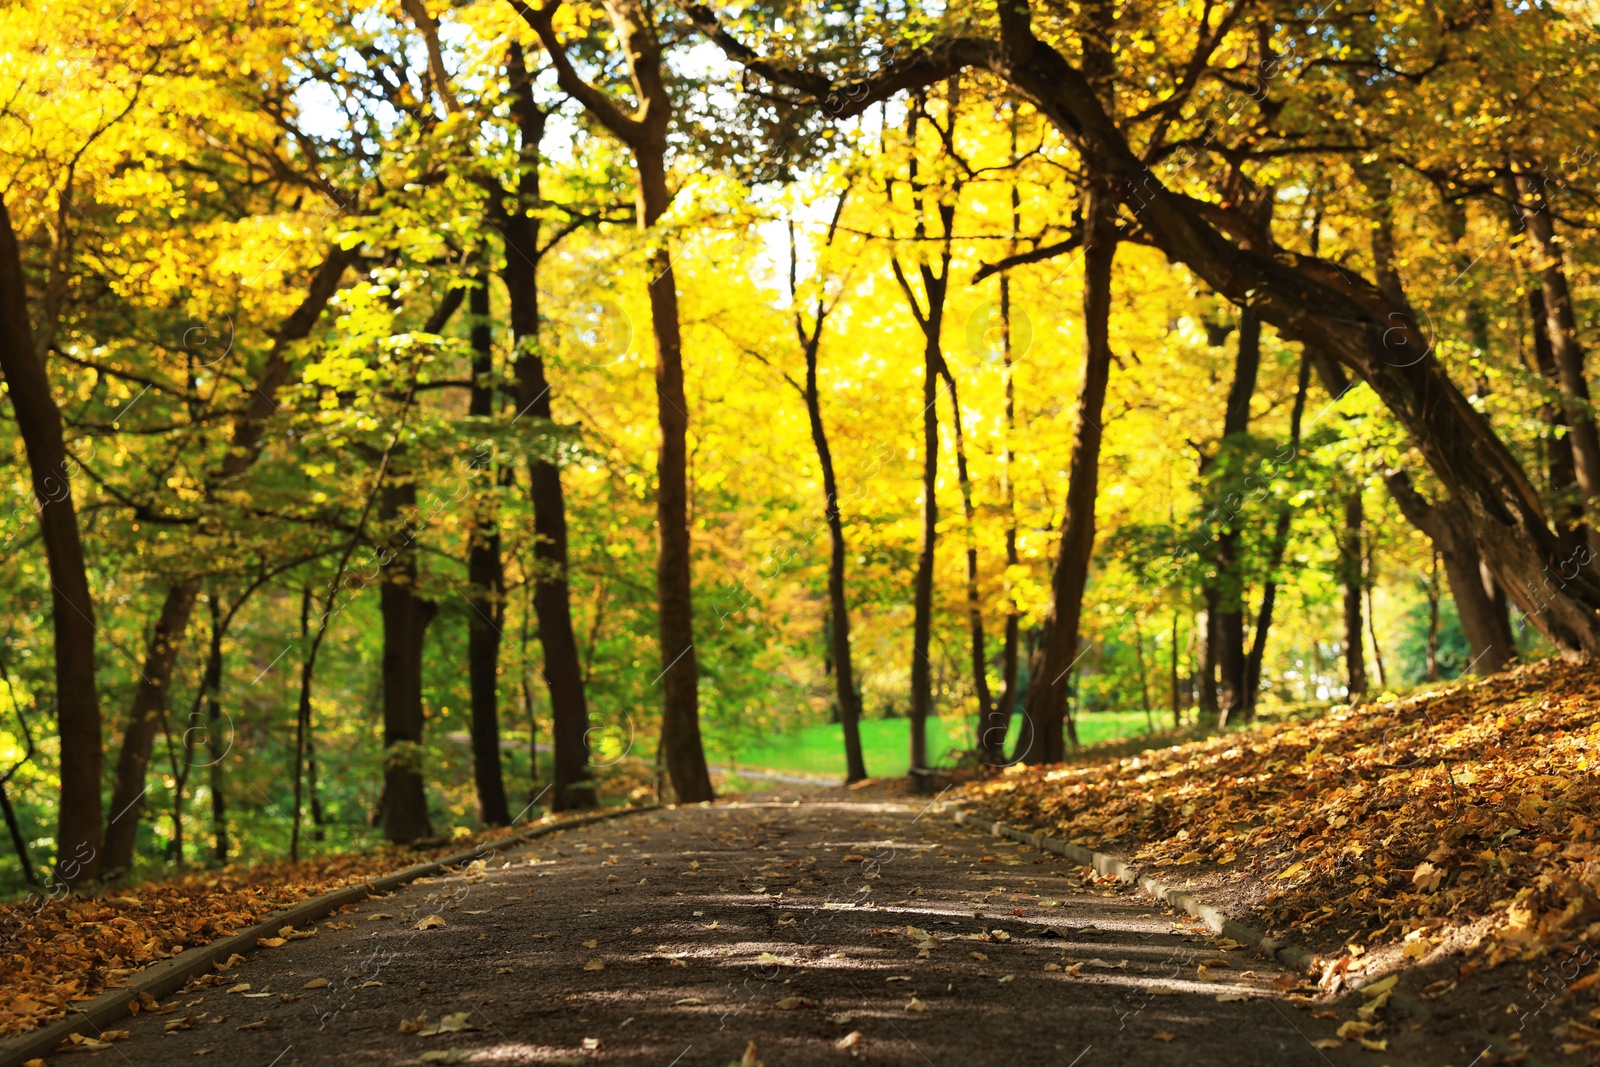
[715,710,1160,779]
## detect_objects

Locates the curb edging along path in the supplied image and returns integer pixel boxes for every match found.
[0,805,657,1067]
[949,807,1323,977]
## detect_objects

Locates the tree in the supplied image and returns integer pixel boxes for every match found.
[516,0,714,802]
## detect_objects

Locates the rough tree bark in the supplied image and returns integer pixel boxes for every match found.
[0,198,103,883]
[518,1,713,802]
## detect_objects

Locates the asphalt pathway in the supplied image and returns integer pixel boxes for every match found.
[72,791,1393,1066]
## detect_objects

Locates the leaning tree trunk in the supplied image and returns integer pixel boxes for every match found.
[0,198,102,884]
[692,2,1600,657]
[102,245,351,875]
[1022,179,1117,764]
[379,480,435,843]
[1214,307,1262,727]
[466,275,512,826]
[995,35,1600,655]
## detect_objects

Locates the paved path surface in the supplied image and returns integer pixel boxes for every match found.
[80,792,1401,1066]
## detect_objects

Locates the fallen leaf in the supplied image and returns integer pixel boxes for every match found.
[413,915,446,931]
[905,997,927,1012]
[583,958,605,971]
[237,1019,267,1031]
[1153,1031,1176,1041]
[256,937,286,949]
[417,1013,478,1038]
[835,1032,862,1050]
[302,978,329,990]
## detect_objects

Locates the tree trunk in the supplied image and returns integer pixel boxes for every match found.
[502,44,599,810]
[1214,308,1262,727]
[993,124,1023,764]
[1364,539,1387,689]
[466,276,512,826]
[635,151,714,803]
[1169,611,1181,727]
[1243,353,1311,716]
[1426,551,1440,682]
[1509,174,1600,559]
[0,198,103,884]
[202,594,227,864]
[909,317,938,775]
[291,587,314,861]
[1385,470,1515,673]
[1340,493,1368,701]
[379,480,434,843]
[1195,600,1219,723]
[1021,179,1117,764]
[101,244,351,876]
[940,370,996,761]
[802,334,867,783]
[1526,285,1585,553]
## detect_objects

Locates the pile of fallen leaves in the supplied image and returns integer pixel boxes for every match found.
[964,659,1600,973]
[0,815,604,1037]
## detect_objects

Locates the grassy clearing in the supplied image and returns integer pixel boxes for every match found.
[716,710,1159,778]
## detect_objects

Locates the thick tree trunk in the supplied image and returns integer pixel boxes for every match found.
[1340,493,1368,701]
[638,151,713,803]
[1021,180,1117,764]
[101,245,351,875]
[379,481,435,843]
[1214,308,1262,727]
[502,45,599,810]
[0,198,103,884]
[466,277,512,826]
